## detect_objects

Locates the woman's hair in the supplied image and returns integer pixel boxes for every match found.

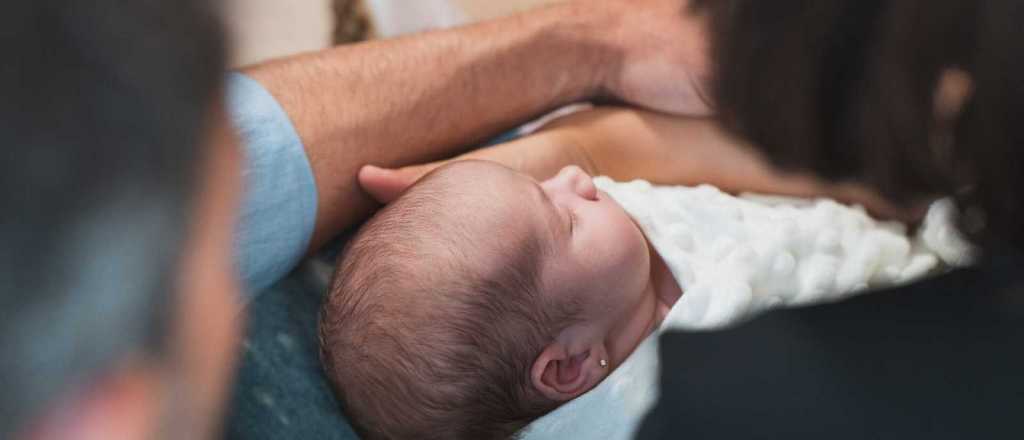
[692,0,1023,249]
[319,167,579,440]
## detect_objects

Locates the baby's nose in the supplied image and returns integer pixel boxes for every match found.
[559,165,598,201]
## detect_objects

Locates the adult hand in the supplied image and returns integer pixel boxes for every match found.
[361,162,928,224]
[360,162,925,224]
[359,164,437,204]
[579,0,713,115]
[358,127,588,204]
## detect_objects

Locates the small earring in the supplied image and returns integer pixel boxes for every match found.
[599,359,609,368]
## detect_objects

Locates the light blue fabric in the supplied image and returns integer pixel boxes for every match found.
[227,73,318,299]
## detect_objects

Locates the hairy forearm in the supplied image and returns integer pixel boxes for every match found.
[244,4,612,249]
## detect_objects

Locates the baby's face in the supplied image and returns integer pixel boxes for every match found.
[534,166,655,366]
[443,162,655,366]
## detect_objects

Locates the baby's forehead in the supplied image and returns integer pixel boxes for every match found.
[413,161,549,243]
[372,161,555,303]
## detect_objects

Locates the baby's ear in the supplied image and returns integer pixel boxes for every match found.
[530,342,607,402]
[358,165,422,204]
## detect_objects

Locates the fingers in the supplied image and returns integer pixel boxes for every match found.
[358,163,438,204]
[832,183,928,224]
[358,165,412,204]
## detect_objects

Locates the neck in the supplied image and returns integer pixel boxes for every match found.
[601,247,685,368]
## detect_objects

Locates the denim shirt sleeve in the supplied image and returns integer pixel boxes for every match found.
[226,73,318,299]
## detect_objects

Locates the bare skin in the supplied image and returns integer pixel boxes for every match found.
[360,107,917,222]
[243,0,711,250]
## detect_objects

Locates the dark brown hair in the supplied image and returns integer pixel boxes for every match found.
[1,0,226,436]
[693,0,1023,249]
[319,167,578,440]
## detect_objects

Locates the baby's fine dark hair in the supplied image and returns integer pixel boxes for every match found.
[319,165,580,440]
[692,0,1023,249]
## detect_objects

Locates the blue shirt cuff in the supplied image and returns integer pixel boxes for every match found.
[226,73,318,298]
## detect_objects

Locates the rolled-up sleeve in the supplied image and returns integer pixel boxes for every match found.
[226,73,318,299]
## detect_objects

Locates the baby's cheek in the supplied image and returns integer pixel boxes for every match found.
[624,223,652,285]
[600,231,646,284]
[619,216,649,262]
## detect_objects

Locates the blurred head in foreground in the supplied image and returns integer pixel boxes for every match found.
[1,1,240,439]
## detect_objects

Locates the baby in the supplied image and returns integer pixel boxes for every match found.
[320,161,681,440]
[319,110,962,440]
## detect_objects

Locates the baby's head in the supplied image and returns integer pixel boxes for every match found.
[320,162,657,439]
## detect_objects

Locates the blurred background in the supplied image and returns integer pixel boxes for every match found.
[225,0,559,67]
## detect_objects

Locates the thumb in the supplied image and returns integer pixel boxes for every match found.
[358,163,437,204]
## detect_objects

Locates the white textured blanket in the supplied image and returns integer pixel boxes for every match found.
[523,178,972,440]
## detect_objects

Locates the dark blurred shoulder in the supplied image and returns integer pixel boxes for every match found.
[638,251,1024,440]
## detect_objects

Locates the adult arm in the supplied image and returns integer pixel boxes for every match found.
[241,0,710,251]
[361,108,915,221]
